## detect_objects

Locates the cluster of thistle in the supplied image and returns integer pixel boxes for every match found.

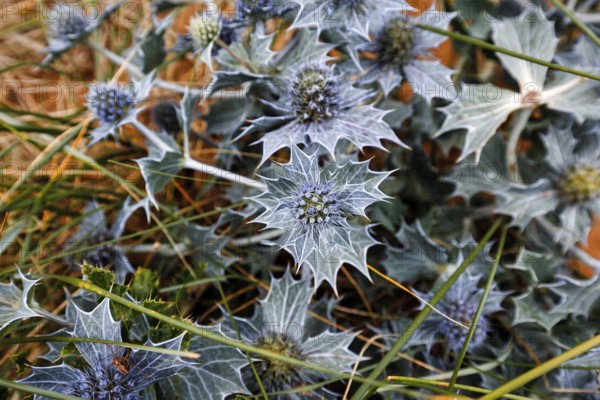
[13,0,600,399]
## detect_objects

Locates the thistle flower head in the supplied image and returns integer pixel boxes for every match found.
[76,230,120,269]
[557,164,600,204]
[241,60,405,164]
[289,182,344,227]
[19,299,185,400]
[189,14,222,51]
[236,0,275,22]
[420,272,504,353]
[288,63,340,123]
[68,363,139,400]
[355,7,457,101]
[250,145,389,289]
[151,101,181,135]
[214,272,358,397]
[251,333,304,393]
[87,83,138,126]
[375,17,415,66]
[49,4,90,41]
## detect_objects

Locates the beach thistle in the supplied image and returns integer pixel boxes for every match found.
[356,6,457,102]
[249,144,390,290]
[19,299,185,400]
[240,61,405,164]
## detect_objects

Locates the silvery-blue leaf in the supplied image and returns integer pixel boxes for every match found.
[71,298,121,369]
[134,13,173,73]
[0,270,45,333]
[259,272,313,333]
[383,221,449,283]
[136,151,185,209]
[403,59,459,104]
[496,180,559,229]
[514,275,600,331]
[275,28,335,70]
[127,334,187,391]
[18,364,84,400]
[492,8,557,90]
[289,0,413,37]
[434,84,521,161]
[543,68,600,123]
[205,98,257,134]
[213,29,276,78]
[161,325,248,399]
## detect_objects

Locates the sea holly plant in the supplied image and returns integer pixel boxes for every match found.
[65,199,146,282]
[249,144,389,290]
[19,298,186,399]
[435,8,600,161]
[288,0,413,37]
[43,2,122,65]
[353,5,458,102]
[239,61,407,164]
[86,73,155,145]
[208,28,334,96]
[453,126,600,251]
[167,271,358,399]
[417,272,506,354]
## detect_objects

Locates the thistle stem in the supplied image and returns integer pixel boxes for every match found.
[416,24,600,82]
[91,43,205,96]
[183,157,267,191]
[233,229,285,246]
[131,120,176,153]
[549,0,600,47]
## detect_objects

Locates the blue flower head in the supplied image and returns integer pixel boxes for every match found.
[250,144,390,291]
[240,61,406,164]
[65,199,145,282]
[19,299,185,400]
[43,2,120,65]
[478,126,600,250]
[419,272,504,353]
[235,0,276,23]
[48,3,90,45]
[86,74,154,145]
[357,6,457,102]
